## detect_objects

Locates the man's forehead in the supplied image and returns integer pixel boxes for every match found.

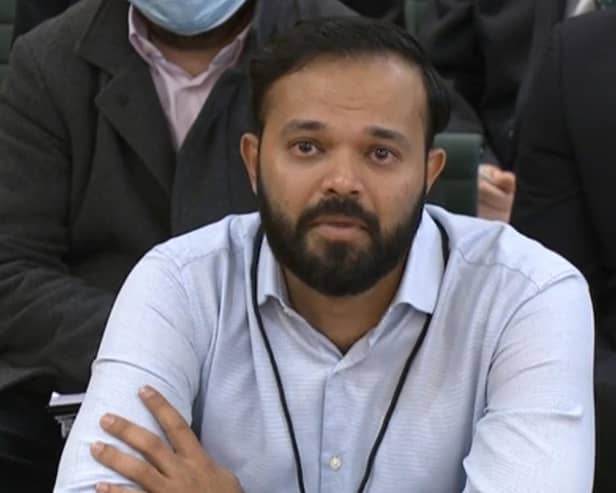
[263,56,428,134]
[278,53,424,88]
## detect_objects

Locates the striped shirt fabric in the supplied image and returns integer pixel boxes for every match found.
[55,206,595,492]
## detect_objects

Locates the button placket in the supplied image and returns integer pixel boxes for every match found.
[320,371,348,492]
[328,455,343,471]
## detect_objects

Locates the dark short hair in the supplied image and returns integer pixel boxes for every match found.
[249,16,451,151]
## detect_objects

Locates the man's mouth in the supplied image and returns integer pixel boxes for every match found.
[312,214,366,228]
[310,215,367,240]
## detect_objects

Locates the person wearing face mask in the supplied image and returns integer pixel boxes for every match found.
[0,0,354,490]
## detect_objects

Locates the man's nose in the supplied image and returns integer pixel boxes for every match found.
[321,149,364,198]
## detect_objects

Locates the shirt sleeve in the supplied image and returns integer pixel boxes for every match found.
[54,249,203,492]
[462,271,595,493]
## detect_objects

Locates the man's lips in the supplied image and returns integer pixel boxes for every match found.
[311,215,367,230]
[308,215,369,242]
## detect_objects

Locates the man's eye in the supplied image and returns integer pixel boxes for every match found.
[371,147,395,162]
[292,141,319,155]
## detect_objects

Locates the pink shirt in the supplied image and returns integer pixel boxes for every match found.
[128,7,249,149]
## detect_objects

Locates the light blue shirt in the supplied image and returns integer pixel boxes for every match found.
[55,206,595,492]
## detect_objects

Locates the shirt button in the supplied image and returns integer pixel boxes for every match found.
[329,455,343,471]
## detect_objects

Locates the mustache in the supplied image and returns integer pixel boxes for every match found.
[296,197,380,235]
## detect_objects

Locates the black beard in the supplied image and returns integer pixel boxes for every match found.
[257,172,426,297]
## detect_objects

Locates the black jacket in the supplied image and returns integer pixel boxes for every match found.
[511,10,616,344]
[418,0,567,168]
[0,0,354,394]
[12,0,80,41]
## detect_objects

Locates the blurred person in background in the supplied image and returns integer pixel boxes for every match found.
[418,0,602,221]
[511,8,616,492]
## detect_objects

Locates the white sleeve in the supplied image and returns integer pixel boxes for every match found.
[54,249,203,492]
[462,273,595,493]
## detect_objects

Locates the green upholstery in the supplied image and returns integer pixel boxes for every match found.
[598,0,616,9]
[0,0,16,86]
[404,0,429,35]
[427,133,482,216]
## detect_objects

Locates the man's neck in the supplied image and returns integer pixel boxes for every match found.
[284,260,408,353]
[143,1,254,77]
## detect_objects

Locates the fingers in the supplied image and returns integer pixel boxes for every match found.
[477,169,514,221]
[138,386,203,458]
[478,178,510,204]
[91,441,165,492]
[479,164,516,194]
[95,483,146,493]
[98,412,176,477]
[477,186,513,222]
[492,171,516,194]
[478,163,499,184]
[478,169,514,207]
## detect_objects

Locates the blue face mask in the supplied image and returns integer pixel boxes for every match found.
[130,0,248,36]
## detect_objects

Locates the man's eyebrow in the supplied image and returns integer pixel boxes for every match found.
[367,126,411,147]
[281,119,327,134]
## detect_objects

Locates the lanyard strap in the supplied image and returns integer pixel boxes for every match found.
[251,226,307,493]
[250,218,449,493]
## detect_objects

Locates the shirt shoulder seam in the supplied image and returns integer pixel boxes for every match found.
[454,246,580,293]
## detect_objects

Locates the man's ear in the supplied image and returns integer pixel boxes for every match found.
[426,148,446,193]
[240,132,260,194]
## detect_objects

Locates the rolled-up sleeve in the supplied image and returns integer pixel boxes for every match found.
[54,249,203,492]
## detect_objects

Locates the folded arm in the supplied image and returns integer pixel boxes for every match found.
[54,250,205,491]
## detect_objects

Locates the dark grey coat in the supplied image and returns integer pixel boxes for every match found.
[418,0,567,169]
[0,0,354,394]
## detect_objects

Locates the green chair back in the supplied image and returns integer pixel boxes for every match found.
[404,0,430,35]
[427,133,482,216]
[0,0,16,86]
[597,0,616,9]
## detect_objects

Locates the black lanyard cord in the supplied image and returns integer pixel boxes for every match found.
[250,227,307,493]
[355,310,431,492]
[250,219,449,493]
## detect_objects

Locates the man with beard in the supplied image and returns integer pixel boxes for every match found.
[0,0,353,488]
[54,17,594,493]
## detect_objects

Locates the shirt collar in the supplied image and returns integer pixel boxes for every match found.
[129,6,167,68]
[389,209,444,315]
[256,209,445,316]
[256,234,290,308]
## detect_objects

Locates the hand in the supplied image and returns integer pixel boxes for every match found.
[477,164,516,222]
[90,386,243,493]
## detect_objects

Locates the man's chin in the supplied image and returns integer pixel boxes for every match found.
[306,227,371,253]
[305,243,368,267]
